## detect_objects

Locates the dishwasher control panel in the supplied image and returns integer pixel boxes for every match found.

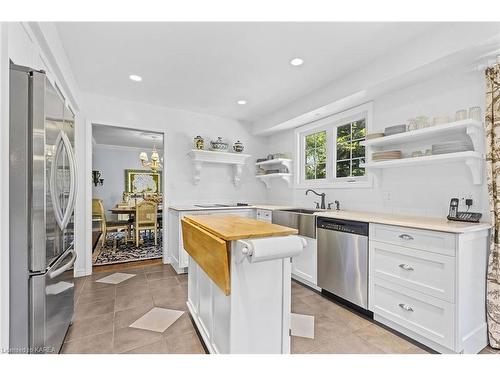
[317,217,369,236]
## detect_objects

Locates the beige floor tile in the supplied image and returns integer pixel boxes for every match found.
[64,312,114,342]
[291,313,315,339]
[81,279,116,294]
[113,327,163,353]
[145,268,177,281]
[165,332,205,354]
[122,339,170,354]
[61,332,113,354]
[291,335,322,354]
[479,345,500,354]
[73,299,115,322]
[147,277,181,291]
[76,287,116,305]
[313,333,385,354]
[152,286,188,311]
[129,307,184,333]
[115,292,154,312]
[164,314,197,337]
[354,323,416,354]
[96,272,136,284]
[114,304,157,330]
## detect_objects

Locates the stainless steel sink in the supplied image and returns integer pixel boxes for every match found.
[272,208,317,238]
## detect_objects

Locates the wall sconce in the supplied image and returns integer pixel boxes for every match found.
[92,170,104,187]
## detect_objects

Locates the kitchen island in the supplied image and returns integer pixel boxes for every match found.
[181,215,304,354]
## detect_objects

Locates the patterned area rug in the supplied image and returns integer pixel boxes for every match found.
[93,231,163,266]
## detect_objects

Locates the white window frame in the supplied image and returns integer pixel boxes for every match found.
[295,102,373,189]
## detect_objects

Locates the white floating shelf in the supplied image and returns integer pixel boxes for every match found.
[361,151,484,184]
[361,119,484,150]
[256,173,293,188]
[255,158,293,172]
[188,149,251,187]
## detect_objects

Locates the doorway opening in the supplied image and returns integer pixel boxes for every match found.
[91,124,164,268]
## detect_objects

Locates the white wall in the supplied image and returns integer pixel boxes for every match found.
[92,145,164,219]
[83,93,269,206]
[265,68,489,218]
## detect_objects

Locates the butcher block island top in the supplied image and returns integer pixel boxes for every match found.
[181,215,298,296]
[182,214,298,240]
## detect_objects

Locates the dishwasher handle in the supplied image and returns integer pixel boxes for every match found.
[317,217,369,236]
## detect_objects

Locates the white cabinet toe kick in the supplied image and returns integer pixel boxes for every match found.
[368,224,489,354]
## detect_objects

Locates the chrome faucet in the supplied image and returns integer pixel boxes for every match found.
[305,189,326,209]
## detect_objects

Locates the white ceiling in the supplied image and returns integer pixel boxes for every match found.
[57,22,437,122]
[92,124,163,149]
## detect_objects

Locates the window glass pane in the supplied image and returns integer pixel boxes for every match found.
[337,124,351,142]
[316,131,326,147]
[352,158,365,176]
[336,160,350,178]
[337,141,350,161]
[305,149,315,165]
[316,163,326,179]
[305,165,315,180]
[351,141,365,159]
[305,133,316,149]
[352,119,366,140]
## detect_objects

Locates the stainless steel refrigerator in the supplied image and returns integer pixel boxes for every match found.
[9,63,77,354]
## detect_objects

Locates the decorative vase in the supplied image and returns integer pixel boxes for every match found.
[233,140,244,153]
[210,137,229,152]
[194,135,204,150]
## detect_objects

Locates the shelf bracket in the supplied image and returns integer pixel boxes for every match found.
[466,126,483,152]
[465,157,483,185]
[233,164,243,187]
[192,161,202,185]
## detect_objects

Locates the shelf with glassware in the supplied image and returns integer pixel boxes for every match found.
[255,158,293,188]
[360,119,485,185]
[188,149,251,187]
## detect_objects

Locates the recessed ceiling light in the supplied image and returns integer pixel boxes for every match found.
[237,99,247,105]
[129,74,142,82]
[290,57,304,66]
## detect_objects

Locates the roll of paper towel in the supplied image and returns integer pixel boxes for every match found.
[239,235,306,263]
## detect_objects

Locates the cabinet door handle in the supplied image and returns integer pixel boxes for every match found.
[398,303,414,312]
[398,234,414,241]
[399,264,414,271]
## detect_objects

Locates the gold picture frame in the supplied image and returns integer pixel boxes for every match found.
[124,169,162,193]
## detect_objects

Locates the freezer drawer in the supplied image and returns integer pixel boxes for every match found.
[30,248,76,354]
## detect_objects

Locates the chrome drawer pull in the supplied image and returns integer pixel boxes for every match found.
[398,234,414,241]
[399,303,414,312]
[399,263,414,271]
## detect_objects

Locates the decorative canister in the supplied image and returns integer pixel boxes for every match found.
[210,137,229,152]
[233,140,244,153]
[194,135,204,150]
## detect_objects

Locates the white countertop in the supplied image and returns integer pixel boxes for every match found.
[315,210,491,234]
[168,204,295,212]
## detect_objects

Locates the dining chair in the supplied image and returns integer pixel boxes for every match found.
[134,200,158,247]
[92,198,130,253]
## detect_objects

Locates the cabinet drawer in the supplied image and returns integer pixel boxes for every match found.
[370,241,455,302]
[370,224,456,256]
[370,278,454,349]
[256,209,272,222]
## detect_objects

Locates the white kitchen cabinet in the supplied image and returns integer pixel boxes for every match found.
[256,209,272,222]
[369,223,489,354]
[291,236,318,287]
[168,208,255,274]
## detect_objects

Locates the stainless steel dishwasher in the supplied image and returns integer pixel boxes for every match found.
[317,217,369,312]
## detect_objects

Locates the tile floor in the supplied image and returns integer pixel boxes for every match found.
[64,262,499,354]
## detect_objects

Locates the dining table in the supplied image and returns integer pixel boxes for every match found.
[109,205,163,241]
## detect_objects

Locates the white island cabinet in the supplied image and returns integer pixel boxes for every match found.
[369,223,489,354]
[181,215,304,354]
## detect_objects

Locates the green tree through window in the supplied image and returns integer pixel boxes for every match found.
[336,119,365,178]
[304,131,326,180]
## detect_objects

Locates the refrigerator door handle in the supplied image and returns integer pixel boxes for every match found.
[49,249,76,280]
[50,130,76,230]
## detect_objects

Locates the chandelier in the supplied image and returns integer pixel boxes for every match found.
[139,144,162,172]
